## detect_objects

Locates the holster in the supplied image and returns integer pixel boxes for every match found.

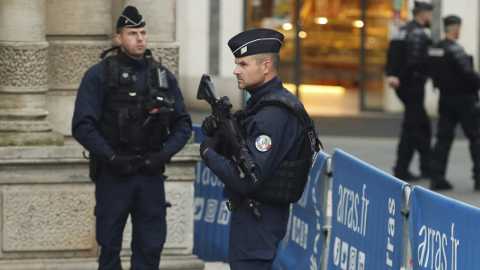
[88,155,101,182]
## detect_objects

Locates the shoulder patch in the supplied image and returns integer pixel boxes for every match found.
[428,47,444,57]
[255,135,272,152]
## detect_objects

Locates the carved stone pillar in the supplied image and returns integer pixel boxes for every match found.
[0,0,63,146]
[46,0,112,136]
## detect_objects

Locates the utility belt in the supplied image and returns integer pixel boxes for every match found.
[88,151,166,182]
[227,198,262,221]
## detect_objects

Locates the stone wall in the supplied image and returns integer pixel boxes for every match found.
[0,144,202,269]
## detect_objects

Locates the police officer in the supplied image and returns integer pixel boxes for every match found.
[200,28,320,270]
[386,1,433,182]
[428,15,480,190]
[72,6,192,269]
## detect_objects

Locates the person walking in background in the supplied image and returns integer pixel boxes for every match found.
[386,1,433,182]
[428,15,480,190]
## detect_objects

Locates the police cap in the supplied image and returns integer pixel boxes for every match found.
[413,1,433,12]
[228,28,284,58]
[443,15,462,27]
[116,5,145,30]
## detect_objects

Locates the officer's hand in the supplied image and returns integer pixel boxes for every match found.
[200,136,220,159]
[108,154,144,176]
[143,151,170,175]
[387,76,400,89]
[201,115,219,137]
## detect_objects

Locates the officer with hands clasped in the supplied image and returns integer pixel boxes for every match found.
[386,1,434,182]
[72,6,192,270]
[428,15,480,190]
[200,28,320,270]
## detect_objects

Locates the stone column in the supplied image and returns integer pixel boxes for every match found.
[0,0,63,146]
[46,0,112,136]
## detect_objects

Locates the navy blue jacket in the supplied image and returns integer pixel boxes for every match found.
[72,52,192,160]
[203,77,304,199]
[429,39,480,95]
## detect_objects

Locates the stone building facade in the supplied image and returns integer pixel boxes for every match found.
[0,1,202,269]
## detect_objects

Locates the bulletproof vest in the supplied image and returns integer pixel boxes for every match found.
[100,49,175,154]
[386,21,431,82]
[238,91,322,204]
[429,40,478,95]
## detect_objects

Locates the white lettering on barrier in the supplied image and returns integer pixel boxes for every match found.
[416,222,460,270]
[332,236,366,270]
[217,200,230,225]
[200,166,224,188]
[204,199,218,223]
[291,216,309,249]
[386,197,396,268]
[336,184,369,237]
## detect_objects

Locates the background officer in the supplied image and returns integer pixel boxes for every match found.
[429,15,480,190]
[200,28,319,270]
[72,6,192,269]
[386,1,433,182]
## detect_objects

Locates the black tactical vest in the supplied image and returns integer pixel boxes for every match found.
[100,49,175,155]
[238,92,322,204]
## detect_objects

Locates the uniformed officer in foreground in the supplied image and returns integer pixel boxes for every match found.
[72,6,192,269]
[429,15,480,190]
[200,28,320,270]
[386,1,433,182]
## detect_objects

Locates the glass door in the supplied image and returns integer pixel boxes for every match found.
[244,0,409,114]
[360,0,409,110]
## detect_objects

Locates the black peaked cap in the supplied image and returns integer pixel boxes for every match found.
[228,28,284,58]
[414,1,433,11]
[116,5,145,29]
[443,15,462,27]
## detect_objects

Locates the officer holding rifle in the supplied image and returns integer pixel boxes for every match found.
[199,28,320,270]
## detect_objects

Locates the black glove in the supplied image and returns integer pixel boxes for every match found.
[142,151,170,175]
[201,115,219,137]
[107,154,144,176]
[200,135,221,159]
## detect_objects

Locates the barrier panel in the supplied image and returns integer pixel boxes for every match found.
[192,129,480,269]
[193,162,229,261]
[193,125,229,262]
[409,186,480,270]
[327,149,406,270]
[273,152,330,270]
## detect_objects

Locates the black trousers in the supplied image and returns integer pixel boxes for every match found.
[95,171,167,270]
[431,94,480,181]
[394,83,432,175]
[228,202,289,270]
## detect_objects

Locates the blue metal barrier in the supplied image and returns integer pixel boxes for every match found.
[272,152,329,270]
[409,186,480,270]
[193,127,480,269]
[327,149,406,270]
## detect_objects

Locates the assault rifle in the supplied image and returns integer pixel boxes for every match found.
[197,74,259,184]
